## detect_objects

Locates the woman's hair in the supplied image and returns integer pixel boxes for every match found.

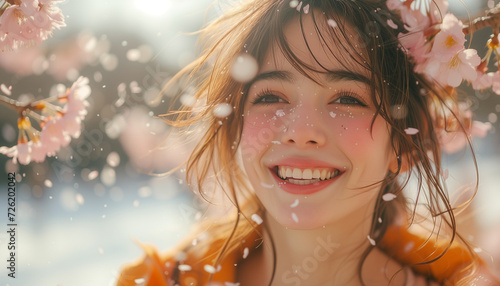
[163,0,480,284]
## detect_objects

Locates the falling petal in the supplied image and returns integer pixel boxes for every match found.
[180,93,196,107]
[327,19,337,28]
[251,213,263,225]
[276,109,285,117]
[178,264,192,271]
[213,103,233,118]
[204,265,216,274]
[271,141,281,144]
[387,19,398,29]
[1,84,12,96]
[289,0,299,8]
[106,151,120,167]
[138,186,152,197]
[292,212,299,223]
[404,128,419,135]
[134,278,146,285]
[367,235,376,246]
[88,170,99,180]
[404,241,415,253]
[329,111,337,118]
[303,4,310,14]
[76,193,85,205]
[296,1,302,12]
[243,247,249,259]
[127,49,141,62]
[44,179,53,188]
[100,166,116,186]
[230,54,258,83]
[382,193,397,201]
[260,182,274,188]
[290,199,299,208]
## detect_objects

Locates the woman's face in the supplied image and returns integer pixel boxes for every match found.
[240,13,396,229]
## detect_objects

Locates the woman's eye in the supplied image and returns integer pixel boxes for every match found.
[251,94,286,104]
[333,95,366,107]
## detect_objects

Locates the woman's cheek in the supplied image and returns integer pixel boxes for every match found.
[241,110,285,158]
[332,113,375,151]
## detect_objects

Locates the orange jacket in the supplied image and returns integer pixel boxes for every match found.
[117,224,476,286]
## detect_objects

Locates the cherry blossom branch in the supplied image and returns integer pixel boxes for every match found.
[0,77,91,165]
[0,94,23,114]
[463,3,500,35]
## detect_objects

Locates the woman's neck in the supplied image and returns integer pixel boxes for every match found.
[236,200,408,286]
[259,209,374,286]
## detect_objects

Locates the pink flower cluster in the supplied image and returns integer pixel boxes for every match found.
[0,0,65,51]
[388,0,482,88]
[387,0,496,153]
[437,105,492,154]
[0,76,91,165]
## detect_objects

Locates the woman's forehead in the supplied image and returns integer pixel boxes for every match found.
[259,11,370,78]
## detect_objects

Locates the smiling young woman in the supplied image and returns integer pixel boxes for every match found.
[117,0,500,285]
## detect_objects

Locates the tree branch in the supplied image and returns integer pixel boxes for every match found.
[0,94,22,113]
[463,3,500,35]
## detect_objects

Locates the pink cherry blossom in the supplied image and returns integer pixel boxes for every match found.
[398,31,430,65]
[39,116,71,156]
[439,120,492,154]
[387,0,430,31]
[471,71,494,90]
[0,45,46,76]
[426,49,481,87]
[491,72,500,95]
[430,14,465,61]
[0,142,32,165]
[0,76,91,164]
[31,0,66,39]
[30,141,48,163]
[0,0,66,51]
[428,0,449,24]
[119,107,194,173]
[20,0,39,16]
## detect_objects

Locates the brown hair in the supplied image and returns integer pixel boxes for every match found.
[163,0,479,284]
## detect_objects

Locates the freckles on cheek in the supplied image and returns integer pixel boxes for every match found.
[334,115,375,150]
[240,110,285,157]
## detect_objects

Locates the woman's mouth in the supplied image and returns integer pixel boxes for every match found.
[274,166,342,185]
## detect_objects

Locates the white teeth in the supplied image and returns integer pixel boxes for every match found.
[321,170,327,180]
[280,168,286,179]
[292,168,302,179]
[302,169,313,179]
[277,166,340,181]
[312,169,320,179]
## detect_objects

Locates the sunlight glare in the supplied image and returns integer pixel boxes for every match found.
[134,0,172,16]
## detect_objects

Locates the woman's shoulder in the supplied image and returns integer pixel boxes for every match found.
[116,239,241,286]
[116,243,176,286]
[379,221,500,285]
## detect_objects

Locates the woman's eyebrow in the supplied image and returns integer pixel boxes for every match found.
[325,70,370,85]
[249,70,294,85]
[248,69,370,86]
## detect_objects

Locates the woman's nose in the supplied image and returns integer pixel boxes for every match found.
[280,108,327,148]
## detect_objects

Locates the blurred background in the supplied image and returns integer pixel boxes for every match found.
[0,0,499,285]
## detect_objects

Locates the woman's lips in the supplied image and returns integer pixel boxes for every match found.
[269,166,344,195]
